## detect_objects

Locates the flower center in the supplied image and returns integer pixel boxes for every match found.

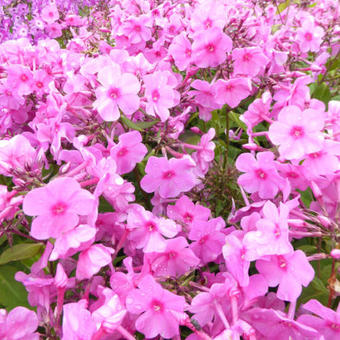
[183,212,193,223]
[204,18,212,29]
[289,126,304,139]
[185,48,192,58]
[309,152,321,159]
[277,255,287,269]
[255,169,267,180]
[206,43,215,53]
[36,81,43,88]
[151,89,160,103]
[145,221,157,232]
[225,84,234,92]
[304,32,313,41]
[243,53,252,62]
[167,251,177,259]
[108,88,120,99]
[199,234,209,245]
[151,300,164,313]
[117,147,128,157]
[51,202,68,216]
[20,74,28,82]
[162,170,175,179]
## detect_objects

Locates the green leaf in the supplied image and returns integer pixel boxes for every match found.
[312,83,331,104]
[277,0,290,14]
[297,188,314,208]
[0,265,29,309]
[0,243,44,265]
[229,111,247,130]
[299,276,329,306]
[120,115,159,131]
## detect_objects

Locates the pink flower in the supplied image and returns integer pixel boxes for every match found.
[23,177,95,240]
[256,250,314,301]
[268,105,325,160]
[110,131,147,175]
[41,4,59,24]
[298,299,340,339]
[6,65,33,96]
[192,27,232,68]
[126,275,187,338]
[140,156,198,198]
[143,71,179,122]
[236,152,284,199]
[232,47,269,76]
[0,307,39,340]
[168,32,192,71]
[127,204,180,253]
[94,63,140,121]
[76,244,114,281]
[297,19,324,53]
[146,236,200,277]
[62,300,97,340]
[167,195,211,228]
[189,217,226,264]
[121,15,152,44]
[213,78,252,108]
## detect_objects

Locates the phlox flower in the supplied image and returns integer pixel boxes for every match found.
[191,27,232,68]
[0,82,25,110]
[268,105,325,160]
[298,299,340,339]
[23,177,95,240]
[213,78,252,108]
[41,4,59,24]
[140,156,198,198]
[296,19,324,53]
[127,204,180,253]
[232,47,269,77]
[94,63,140,121]
[256,250,314,302]
[236,152,284,199]
[6,65,33,96]
[126,275,187,339]
[146,236,200,277]
[143,71,179,122]
[168,32,192,71]
[110,131,147,175]
[189,217,226,264]
[0,307,39,340]
[121,15,152,44]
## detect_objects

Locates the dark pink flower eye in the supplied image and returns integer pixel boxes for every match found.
[51,202,68,216]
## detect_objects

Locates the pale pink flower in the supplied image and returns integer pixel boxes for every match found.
[140,156,198,198]
[192,27,232,68]
[94,63,140,121]
[268,105,325,160]
[121,15,152,44]
[236,152,284,199]
[232,47,269,76]
[297,19,324,53]
[126,275,187,338]
[110,131,147,175]
[6,65,33,96]
[168,32,192,71]
[41,4,59,24]
[213,78,252,108]
[23,177,95,240]
[256,250,314,301]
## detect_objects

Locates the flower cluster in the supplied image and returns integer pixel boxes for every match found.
[0,0,339,339]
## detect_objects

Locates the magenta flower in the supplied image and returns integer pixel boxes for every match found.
[192,27,232,68]
[256,250,314,301]
[168,32,192,71]
[23,177,95,240]
[93,63,140,121]
[232,47,269,76]
[298,299,340,339]
[126,275,187,339]
[236,152,284,199]
[140,156,198,198]
[121,15,152,44]
[110,131,147,175]
[213,78,252,108]
[41,4,59,24]
[296,19,324,53]
[268,105,325,160]
[6,65,33,96]
[0,307,39,340]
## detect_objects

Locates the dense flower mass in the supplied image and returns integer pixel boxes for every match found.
[0,0,339,339]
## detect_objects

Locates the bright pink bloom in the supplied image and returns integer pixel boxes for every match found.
[268,105,325,160]
[23,177,95,240]
[168,32,192,71]
[298,299,340,339]
[143,71,179,122]
[256,250,314,301]
[140,156,198,198]
[76,244,114,281]
[189,217,226,264]
[192,27,232,68]
[297,19,324,53]
[213,78,252,108]
[62,300,97,340]
[126,275,187,339]
[232,47,269,76]
[32,69,52,96]
[0,307,39,340]
[127,204,180,253]
[6,65,33,96]
[41,4,59,24]
[110,131,147,174]
[236,152,284,199]
[146,236,200,277]
[121,15,152,44]
[167,195,211,228]
[94,63,140,121]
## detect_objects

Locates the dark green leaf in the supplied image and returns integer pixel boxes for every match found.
[0,243,44,265]
[312,83,331,104]
[120,115,159,131]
